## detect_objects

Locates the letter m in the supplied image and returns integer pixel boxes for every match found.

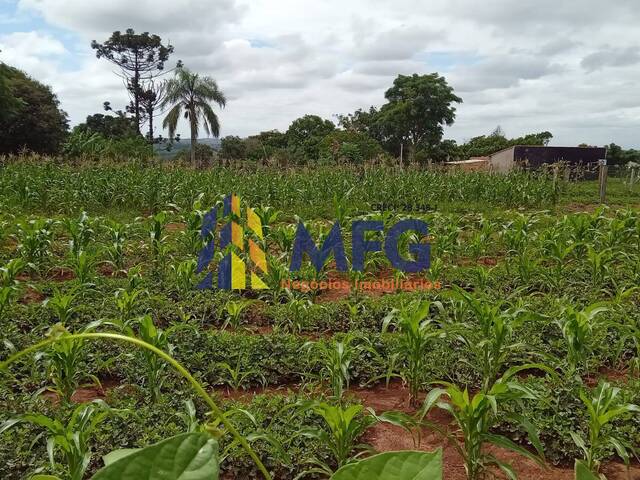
[290,222,347,272]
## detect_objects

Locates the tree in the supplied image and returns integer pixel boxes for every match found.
[376,73,462,161]
[220,135,246,161]
[0,60,22,123]
[91,29,176,138]
[74,111,137,139]
[0,64,68,154]
[286,114,335,161]
[318,130,383,164]
[161,67,226,167]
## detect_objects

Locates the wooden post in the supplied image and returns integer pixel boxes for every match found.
[598,159,608,203]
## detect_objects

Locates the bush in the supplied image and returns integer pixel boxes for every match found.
[319,130,383,164]
[0,64,69,155]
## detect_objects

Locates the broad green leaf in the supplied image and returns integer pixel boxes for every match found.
[91,433,219,480]
[30,476,62,480]
[330,449,442,480]
[575,460,600,480]
[103,448,140,466]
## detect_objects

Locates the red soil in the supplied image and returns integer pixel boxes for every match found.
[19,286,45,304]
[48,266,75,281]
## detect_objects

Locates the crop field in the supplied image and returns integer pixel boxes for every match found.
[2,159,640,480]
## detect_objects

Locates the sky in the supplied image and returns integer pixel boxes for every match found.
[1,0,639,147]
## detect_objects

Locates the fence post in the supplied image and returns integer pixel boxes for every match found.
[598,159,608,203]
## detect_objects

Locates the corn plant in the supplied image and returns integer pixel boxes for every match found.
[36,321,101,404]
[556,303,609,374]
[448,288,530,392]
[113,287,146,333]
[305,335,359,401]
[0,258,25,320]
[382,301,443,404]
[220,298,256,330]
[420,372,546,480]
[69,250,95,286]
[171,258,198,293]
[275,297,312,333]
[103,221,128,272]
[217,356,266,392]
[148,211,169,279]
[136,314,172,402]
[15,218,55,267]
[254,204,282,238]
[181,193,208,254]
[0,401,116,480]
[570,382,640,475]
[300,402,376,476]
[62,211,95,256]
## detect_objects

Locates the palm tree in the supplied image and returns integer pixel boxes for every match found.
[161,67,226,166]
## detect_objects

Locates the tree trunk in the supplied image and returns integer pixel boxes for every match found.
[148,108,154,144]
[190,118,197,168]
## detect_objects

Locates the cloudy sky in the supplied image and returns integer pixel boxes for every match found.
[1,0,639,147]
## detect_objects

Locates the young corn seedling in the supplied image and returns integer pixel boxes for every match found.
[382,301,443,404]
[36,320,101,404]
[305,335,359,401]
[181,193,208,254]
[300,402,376,476]
[136,314,172,402]
[420,371,547,480]
[62,211,95,257]
[220,298,256,330]
[0,400,118,480]
[103,220,128,273]
[217,356,266,392]
[556,302,609,375]
[0,258,25,320]
[15,218,55,268]
[571,381,640,476]
[171,258,198,293]
[69,249,96,287]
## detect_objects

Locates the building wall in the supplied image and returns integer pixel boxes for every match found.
[488,147,515,172]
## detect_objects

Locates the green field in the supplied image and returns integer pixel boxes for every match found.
[1,160,640,480]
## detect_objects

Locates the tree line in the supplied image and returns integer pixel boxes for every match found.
[1,29,639,167]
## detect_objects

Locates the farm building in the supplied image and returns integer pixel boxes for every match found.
[487,145,607,173]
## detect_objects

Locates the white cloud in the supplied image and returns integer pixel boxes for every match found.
[3,0,640,147]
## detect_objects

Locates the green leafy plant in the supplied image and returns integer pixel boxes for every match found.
[556,303,609,374]
[220,298,256,330]
[0,400,115,480]
[420,372,546,480]
[171,259,198,293]
[331,450,443,480]
[300,402,376,476]
[382,301,443,404]
[306,335,359,401]
[62,211,95,257]
[15,218,55,267]
[136,314,172,402]
[217,356,266,392]
[570,381,640,476]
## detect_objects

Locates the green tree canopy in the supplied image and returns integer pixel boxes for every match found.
[286,114,335,161]
[74,111,138,139]
[161,67,226,167]
[0,64,68,154]
[92,29,177,138]
[376,73,462,160]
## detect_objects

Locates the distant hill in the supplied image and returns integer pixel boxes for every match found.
[154,137,221,160]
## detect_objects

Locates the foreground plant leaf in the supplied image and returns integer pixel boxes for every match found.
[330,449,442,480]
[91,433,219,480]
[574,460,600,480]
